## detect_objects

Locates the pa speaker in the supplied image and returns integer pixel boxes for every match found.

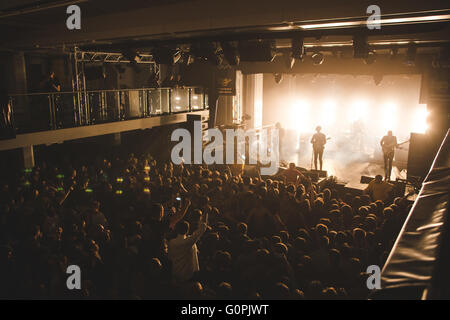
[304,171,319,182]
[407,133,434,180]
[310,170,327,178]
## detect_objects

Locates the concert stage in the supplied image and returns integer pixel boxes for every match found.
[284,148,412,197]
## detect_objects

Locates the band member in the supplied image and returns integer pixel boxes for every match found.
[311,126,327,171]
[380,130,398,181]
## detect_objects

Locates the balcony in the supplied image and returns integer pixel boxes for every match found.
[8,87,208,133]
[0,87,209,159]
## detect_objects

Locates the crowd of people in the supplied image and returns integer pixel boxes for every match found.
[0,147,411,299]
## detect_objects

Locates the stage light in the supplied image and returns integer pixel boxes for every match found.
[311,52,324,65]
[191,42,222,65]
[284,52,295,69]
[238,40,276,62]
[322,99,336,125]
[182,52,195,66]
[152,46,179,65]
[390,47,398,59]
[413,104,428,133]
[364,51,376,64]
[382,102,397,132]
[221,41,240,66]
[292,100,310,133]
[173,49,182,64]
[122,49,140,64]
[353,34,369,59]
[292,36,305,60]
[349,99,368,123]
[274,73,283,84]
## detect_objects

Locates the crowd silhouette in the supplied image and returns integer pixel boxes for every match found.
[0,146,411,299]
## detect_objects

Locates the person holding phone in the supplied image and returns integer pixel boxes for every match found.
[168,211,208,283]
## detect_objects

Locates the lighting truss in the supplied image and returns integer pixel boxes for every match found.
[74,51,156,64]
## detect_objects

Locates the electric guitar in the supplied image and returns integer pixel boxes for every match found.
[382,139,409,156]
[312,137,331,150]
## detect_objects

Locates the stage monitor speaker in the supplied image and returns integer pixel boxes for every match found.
[304,171,319,182]
[309,169,327,178]
[407,133,434,180]
[360,175,374,184]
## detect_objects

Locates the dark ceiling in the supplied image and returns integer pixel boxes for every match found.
[0,0,449,53]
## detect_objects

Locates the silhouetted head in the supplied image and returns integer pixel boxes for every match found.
[176,221,189,236]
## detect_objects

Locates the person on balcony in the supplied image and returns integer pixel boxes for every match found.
[41,71,62,128]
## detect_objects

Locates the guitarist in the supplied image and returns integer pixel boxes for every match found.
[380,130,398,181]
[311,125,327,171]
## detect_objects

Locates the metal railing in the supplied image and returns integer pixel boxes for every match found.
[8,87,209,134]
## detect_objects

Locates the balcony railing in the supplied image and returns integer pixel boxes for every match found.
[8,87,209,134]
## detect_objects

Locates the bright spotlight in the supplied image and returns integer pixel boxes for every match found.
[311,52,324,65]
[349,99,369,123]
[382,102,397,132]
[413,104,428,133]
[322,99,336,125]
[292,100,310,133]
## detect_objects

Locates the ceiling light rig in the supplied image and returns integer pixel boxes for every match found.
[221,41,240,66]
[364,50,377,64]
[390,47,399,60]
[190,42,222,66]
[291,36,305,60]
[311,51,324,65]
[238,40,276,62]
[274,73,283,84]
[152,46,179,65]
